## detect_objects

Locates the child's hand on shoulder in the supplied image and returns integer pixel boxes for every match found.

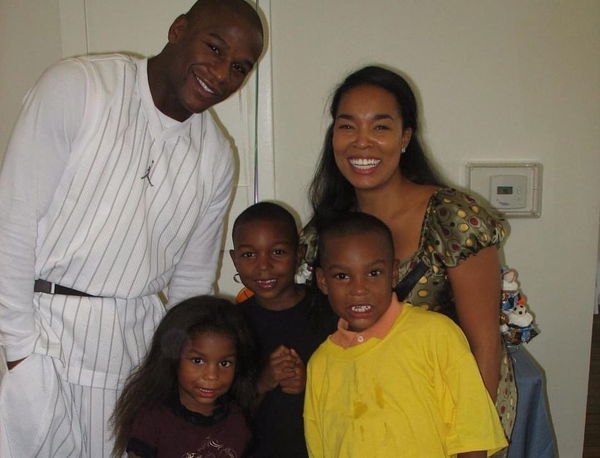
[257,345,299,394]
[279,348,306,395]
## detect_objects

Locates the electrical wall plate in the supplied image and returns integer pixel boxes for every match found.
[466,162,542,217]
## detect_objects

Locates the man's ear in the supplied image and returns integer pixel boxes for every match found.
[168,14,188,44]
[229,249,236,267]
[315,268,328,295]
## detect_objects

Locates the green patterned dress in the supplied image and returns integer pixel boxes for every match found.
[299,187,517,442]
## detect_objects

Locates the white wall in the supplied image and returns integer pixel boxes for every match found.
[0,0,63,156]
[270,1,600,456]
[1,1,599,456]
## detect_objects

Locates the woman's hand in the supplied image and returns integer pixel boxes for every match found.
[448,246,503,400]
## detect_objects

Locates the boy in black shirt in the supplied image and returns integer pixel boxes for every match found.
[230,202,336,457]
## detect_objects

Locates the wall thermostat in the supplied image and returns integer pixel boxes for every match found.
[466,162,542,217]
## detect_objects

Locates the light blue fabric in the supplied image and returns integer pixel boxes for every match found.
[507,346,557,458]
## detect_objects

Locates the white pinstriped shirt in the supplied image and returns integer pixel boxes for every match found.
[0,55,234,388]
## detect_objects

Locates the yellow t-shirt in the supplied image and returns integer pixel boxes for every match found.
[304,304,507,457]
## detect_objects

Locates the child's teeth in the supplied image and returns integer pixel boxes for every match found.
[352,305,371,312]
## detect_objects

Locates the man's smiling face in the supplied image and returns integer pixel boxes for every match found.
[163,8,263,120]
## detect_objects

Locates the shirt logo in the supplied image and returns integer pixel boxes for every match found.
[141,160,155,187]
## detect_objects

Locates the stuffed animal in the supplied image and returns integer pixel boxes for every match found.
[506,300,533,328]
[499,312,510,334]
[500,267,539,345]
[501,268,520,311]
[502,268,519,291]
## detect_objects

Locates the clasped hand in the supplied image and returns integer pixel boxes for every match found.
[258,345,306,395]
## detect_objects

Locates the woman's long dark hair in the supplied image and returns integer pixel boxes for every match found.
[309,65,444,223]
[111,296,258,456]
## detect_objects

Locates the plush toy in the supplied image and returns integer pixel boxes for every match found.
[499,311,510,334]
[506,300,533,328]
[500,267,538,345]
[501,268,520,311]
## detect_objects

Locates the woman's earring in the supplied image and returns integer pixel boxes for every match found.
[233,272,241,284]
[401,147,406,154]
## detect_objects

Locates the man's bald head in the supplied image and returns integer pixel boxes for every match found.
[185,0,264,40]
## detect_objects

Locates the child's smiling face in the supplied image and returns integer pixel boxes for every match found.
[178,331,237,416]
[230,219,304,310]
[316,231,398,332]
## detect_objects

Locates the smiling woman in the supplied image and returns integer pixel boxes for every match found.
[301,65,517,453]
[332,84,412,195]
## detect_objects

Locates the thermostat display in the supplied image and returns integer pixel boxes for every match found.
[490,175,527,209]
[497,186,513,195]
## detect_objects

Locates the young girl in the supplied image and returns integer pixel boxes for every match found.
[111,296,258,458]
[229,202,337,457]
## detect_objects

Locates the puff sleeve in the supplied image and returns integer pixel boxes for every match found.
[422,188,506,268]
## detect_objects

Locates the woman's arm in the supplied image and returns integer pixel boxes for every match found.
[447,246,502,400]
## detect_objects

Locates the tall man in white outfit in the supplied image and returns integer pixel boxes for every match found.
[0,1,264,456]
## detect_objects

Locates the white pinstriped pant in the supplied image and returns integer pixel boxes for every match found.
[0,353,119,457]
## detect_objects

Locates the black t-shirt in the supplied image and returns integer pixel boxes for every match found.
[239,290,337,458]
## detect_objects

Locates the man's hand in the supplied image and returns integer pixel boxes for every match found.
[6,358,26,370]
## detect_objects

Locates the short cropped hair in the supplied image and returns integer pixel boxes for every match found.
[232,202,299,247]
[186,0,263,38]
[317,212,395,263]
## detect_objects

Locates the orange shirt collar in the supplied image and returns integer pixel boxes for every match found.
[330,294,404,349]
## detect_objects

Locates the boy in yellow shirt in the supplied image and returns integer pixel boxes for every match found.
[304,212,507,457]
